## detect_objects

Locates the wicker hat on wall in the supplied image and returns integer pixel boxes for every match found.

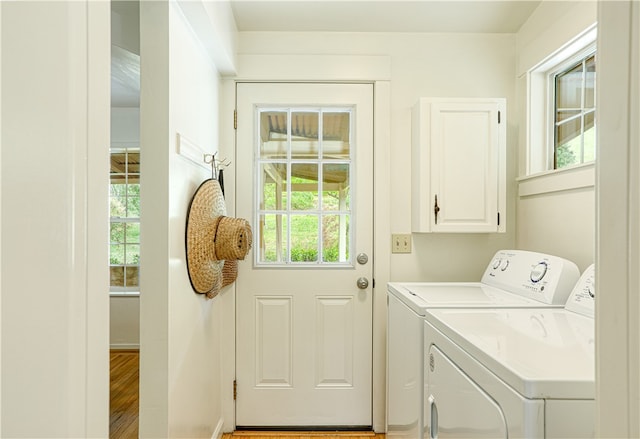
[185,179,252,299]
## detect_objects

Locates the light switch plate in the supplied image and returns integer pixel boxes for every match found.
[392,234,412,254]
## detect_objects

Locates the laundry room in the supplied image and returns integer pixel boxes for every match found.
[1,1,638,438]
[217,1,601,434]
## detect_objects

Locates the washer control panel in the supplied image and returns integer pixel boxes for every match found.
[482,250,580,305]
[564,264,595,317]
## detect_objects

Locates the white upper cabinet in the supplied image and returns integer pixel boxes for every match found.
[411,98,506,233]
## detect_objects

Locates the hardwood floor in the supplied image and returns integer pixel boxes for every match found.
[109,350,384,439]
[110,350,139,439]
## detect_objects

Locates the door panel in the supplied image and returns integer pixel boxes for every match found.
[315,296,354,387]
[235,83,374,427]
[255,296,292,387]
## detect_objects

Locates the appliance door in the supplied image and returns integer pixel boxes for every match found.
[387,293,423,438]
[426,345,507,439]
[425,320,544,439]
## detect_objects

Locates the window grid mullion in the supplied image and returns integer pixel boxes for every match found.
[123,150,129,283]
[318,109,324,263]
[553,75,560,168]
[286,109,292,264]
[554,112,583,126]
[256,106,352,265]
[580,58,587,163]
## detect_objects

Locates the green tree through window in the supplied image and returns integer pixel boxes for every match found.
[554,53,596,169]
[258,109,352,264]
[110,149,140,290]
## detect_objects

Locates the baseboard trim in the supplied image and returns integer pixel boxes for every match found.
[110,343,140,350]
[212,418,225,439]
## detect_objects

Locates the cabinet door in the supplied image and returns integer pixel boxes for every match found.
[430,101,502,232]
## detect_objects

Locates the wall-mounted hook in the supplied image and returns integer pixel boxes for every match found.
[217,157,231,168]
[203,153,218,179]
[204,153,231,180]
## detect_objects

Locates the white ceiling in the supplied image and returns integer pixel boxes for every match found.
[111,1,140,107]
[111,45,140,107]
[229,0,542,33]
[110,0,543,107]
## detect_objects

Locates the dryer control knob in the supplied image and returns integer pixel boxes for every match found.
[530,262,548,283]
[586,285,594,298]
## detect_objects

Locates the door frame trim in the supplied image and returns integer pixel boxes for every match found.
[220,55,391,433]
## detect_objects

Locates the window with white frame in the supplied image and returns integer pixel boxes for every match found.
[526,27,597,175]
[552,51,596,169]
[110,148,140,292]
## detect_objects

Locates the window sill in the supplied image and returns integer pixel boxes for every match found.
[109,291,140,297]
[517,162,595,197]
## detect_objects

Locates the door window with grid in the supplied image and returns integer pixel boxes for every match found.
[257,108,353,265]
[110,148,140,291]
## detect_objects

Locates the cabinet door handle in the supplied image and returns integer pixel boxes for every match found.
[434,195,441,224]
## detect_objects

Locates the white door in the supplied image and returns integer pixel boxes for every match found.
[235,83,374,427]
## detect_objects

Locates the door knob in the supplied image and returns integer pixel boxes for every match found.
[356,277,369,289]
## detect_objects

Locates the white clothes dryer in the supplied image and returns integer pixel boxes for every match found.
[386,250,580,438]
[423,264,595,438]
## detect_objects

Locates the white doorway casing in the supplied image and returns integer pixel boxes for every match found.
[0,1,110,437]
[596,1,640,437]
[235,82,374,427]
[220,57,392,432]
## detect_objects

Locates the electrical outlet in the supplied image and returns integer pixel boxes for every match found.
[392,234,412,254]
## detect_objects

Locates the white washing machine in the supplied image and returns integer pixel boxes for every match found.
[386,250,580,438]
[423,264,595,438]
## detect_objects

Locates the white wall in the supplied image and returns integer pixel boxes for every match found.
[111,107,140,144]
[514,1,597,270]
[139,2,228,437]
[237,31,518,283]
[110,296,140,349]
[0,1,110,437]
[112,0,140,55]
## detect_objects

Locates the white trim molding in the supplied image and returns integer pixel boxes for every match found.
[223,54,392,433]
[525,25,597,176]
[236,55,391,82]
[210,418,225,439]
[596,1,640,437]
[110,343,140,351]
[518,162,595,197]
